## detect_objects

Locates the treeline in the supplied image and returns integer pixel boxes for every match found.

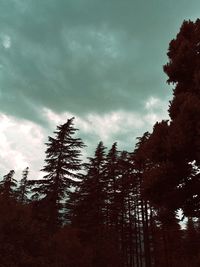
[0,118,199,267]
[1,19,200,267]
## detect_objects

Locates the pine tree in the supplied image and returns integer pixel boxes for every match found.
[134,132,159,267]
[34,117,85,230]
[104,142,119,229]
[72,141,106,233]
[70,142,113,266]
[17,167,30,203]
[0,170,17,200]
[115,151,134,266]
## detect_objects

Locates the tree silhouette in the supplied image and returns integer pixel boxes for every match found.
[72,141,106,234]
[17,167,30,203]
[132,20,200,220]
[69,141,123,267]
[163,19,200,216]
[0,170,17,200]
[34,117,85,231]
[102,142,119,227]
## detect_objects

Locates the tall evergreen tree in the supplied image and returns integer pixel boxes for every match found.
[70,141,116,266]
[134,139,151,267]
[104,142,119,229]
[17,167,30,203]
[34,117,85,230]
[0,170,17,200]
[162,19,200,216]
[72,141,106,233]
[115,150,135,267]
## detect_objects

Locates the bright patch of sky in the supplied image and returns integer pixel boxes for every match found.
[2,35,11,49]
[0,95,168,180]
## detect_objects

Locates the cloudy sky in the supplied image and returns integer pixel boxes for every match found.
[0,0,200,180]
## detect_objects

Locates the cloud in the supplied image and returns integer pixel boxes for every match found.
[44,108,145,142]
[44,95,168,151]
[1,35,11,49]
[145,96,160,110]
[0,113,46,180]
[0,0,199,123]
[0,93,168,180]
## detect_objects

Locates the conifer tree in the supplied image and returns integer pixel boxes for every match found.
[0,170,17,200]
[34,117,85,230]
[70,141,112,266]
[104,142,120,229]
[17,167,30,203]
[72,141,107,233]
[116,151,134,266]
[138,19,200,218]
[162,19,200,216]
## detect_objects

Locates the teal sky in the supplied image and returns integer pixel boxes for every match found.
[0,0,200,179]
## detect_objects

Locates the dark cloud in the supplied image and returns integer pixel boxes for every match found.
[0,0,199,123]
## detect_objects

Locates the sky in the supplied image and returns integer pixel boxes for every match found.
[0,0,200,180]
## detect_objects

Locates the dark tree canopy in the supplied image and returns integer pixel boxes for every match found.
[136,19,200,218]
